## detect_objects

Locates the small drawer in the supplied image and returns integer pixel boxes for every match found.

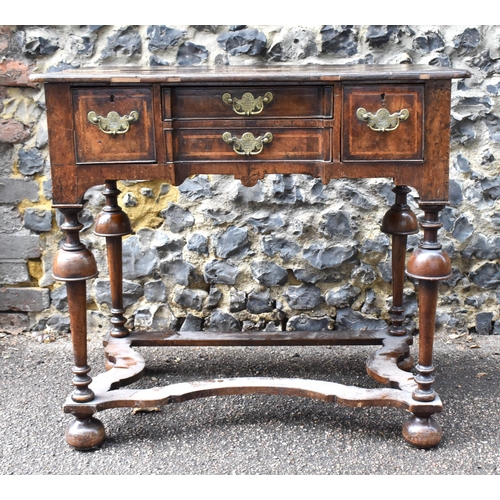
[168,86,332,120]
[172,127,330,162]
[342,85,423,162]
[73,87,156,164]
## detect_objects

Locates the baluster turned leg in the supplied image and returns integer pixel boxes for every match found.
[403,203,451,448]
[381,186,418,370]
[53,205,105,449]
[94,181,132,339]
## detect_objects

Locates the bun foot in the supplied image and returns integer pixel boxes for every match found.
[66,414,106,450]
[403,414,442,449]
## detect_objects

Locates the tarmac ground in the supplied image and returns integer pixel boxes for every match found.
[1,330,499,476]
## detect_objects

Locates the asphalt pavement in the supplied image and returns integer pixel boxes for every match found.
[1,330,499,475]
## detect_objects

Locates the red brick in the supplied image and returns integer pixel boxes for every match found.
[0,60,36,87]
[0,118,30,143]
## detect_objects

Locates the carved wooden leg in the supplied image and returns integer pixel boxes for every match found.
[403,203,451,448]
[54,205,105,449]
[381,186,418,370]
[94,181,132,339]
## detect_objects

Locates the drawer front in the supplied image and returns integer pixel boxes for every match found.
[73,87,156,164]
[168,86,332,119]
[172,127,330,162]
[342,85,423,161]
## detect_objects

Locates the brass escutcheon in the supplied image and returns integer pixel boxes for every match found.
[222,131,273,155]
[222,92,273,116]
[87,110,139,135]
[356,107,409,132]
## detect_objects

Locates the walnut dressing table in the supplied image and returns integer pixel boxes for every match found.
[31,64,470,450]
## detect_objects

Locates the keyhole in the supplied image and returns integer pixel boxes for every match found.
[380,93,385,101]
[109,94,115,103]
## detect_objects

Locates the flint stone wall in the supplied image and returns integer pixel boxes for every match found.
[1,25,499,337]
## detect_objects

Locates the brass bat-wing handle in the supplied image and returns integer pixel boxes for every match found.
[222,131,273,155]
[87,110,139,135]
[222,92,273,116]
[356,107,409,132]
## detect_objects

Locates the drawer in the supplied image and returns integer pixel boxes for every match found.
[167,86,332,119]
[172,126,330,162]
[73,87,156,164]
[342,85,423,161]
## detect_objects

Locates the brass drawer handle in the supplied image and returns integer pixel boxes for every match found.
[356,107,409,132]
[222,131,273,155]
[87,110,139,135]
[221,92,273,116]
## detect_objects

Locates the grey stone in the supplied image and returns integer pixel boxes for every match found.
[247,289,274,314]
[261,235,300,262]
[320,211,353,238]
[475,312,493,335]
[217,29,266,56]
[149,55,169,66]
[147,26,185,51]
[144,280,167,303]
[230,289,247,312]
[94,279,143,308]
[179,175,211,200]
[154,233,185,257]
[451,215,474,242]
[24,35,59,56]
[180,313,203,332]
[449,179,463,207]
[102,26,141,59]
[267,27,317,62]
[470,263,500,289]
[284,284,323,310]
[174,287,208,311]
[67,34,95,58]
[441,206,456,232]
[484,114,500,143]
[204,260,239,285]
[377,256,393,283]
[453,27,481,55]
[0,234,40,259]
[214,225,250,259]
[454,154,471,172]
[193,26,220,33]
[366,25,402,47]
[251,261,288,287]
[413,31,444,52]
[360,235,390,255]
[177,42,208,66]
[351,262,377,285]
[361,289,379,315]
[160,259,195,286]
[122,236,157,279]
[50,285,67,311]
[234,182,265,203]
[140,188,154,198]
[463,233,500,260]
[335,308,387,331]
[0,206,22,233]
[246,212,284,234]
[293,267,344,284]
[287,314,334,332]
[46,314,70,333]
[493,321,500,335]
[23,208,52,232]
[151,305,178,331]
[0,312,29,335]
[321,26,358,57]
[0,178,39,203]
[161,204,195,233]
[269,175,300,204]
[465,293,488,309]
[0,261,29,285]
[122,192,137,207]
[480,176,500,203]
[303,243,357,270]
[325,284,361,308]
[205,310,241,332]
[206,286,222,309]
[451,117,476,145]
[187,233,209,255]
[0,287,49,312]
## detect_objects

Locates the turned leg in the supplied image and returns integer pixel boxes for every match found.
[54,205,105,449]
[381,186,418,370]
[94,181,132,338]
[403,203,451,448]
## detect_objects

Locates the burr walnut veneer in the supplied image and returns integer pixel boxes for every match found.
[31,64,470,450]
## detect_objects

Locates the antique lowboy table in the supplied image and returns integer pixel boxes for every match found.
[31,64,470,449]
